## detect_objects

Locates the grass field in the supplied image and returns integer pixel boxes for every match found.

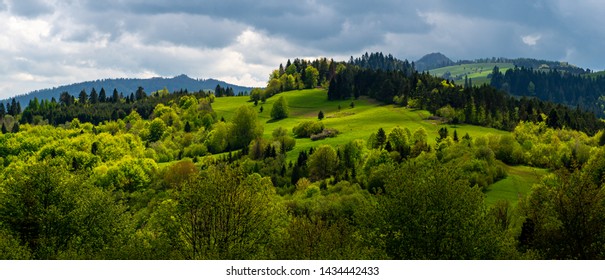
[213,89,547,205]
[213,89,509,161]
[429,63,513,86]
[484,164,549,206]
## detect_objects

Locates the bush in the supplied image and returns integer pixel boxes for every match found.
[310,128,340,141]
[292,120,325,138]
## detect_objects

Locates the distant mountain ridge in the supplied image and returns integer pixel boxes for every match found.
[2,74,255,105]
[417,53,588,74]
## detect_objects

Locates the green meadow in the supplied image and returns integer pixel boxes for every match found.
[484,164,549,206]
[214,89,509,157]
[429,63,513,86]
[213,89,546,205]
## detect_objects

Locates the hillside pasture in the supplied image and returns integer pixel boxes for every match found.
[429,63,513,86]
[214,89,509,160]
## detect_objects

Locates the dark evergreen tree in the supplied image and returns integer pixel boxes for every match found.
[89,88,99,104]
[376,128,387,149]
[135,86,146,100]
[79,89,88,105]
[10,98,19,115]
[112,89,119,103]
[99,88,107,102]
[437,127,448,142]
[318,110,324,120]
[11,122,19,133]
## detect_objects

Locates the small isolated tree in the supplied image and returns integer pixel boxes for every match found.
[270,96,289,120]
[350,101,355,108]
[318,110,324,120]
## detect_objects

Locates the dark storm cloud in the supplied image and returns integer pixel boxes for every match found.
[75,0,432,51]
[1,0,605,99]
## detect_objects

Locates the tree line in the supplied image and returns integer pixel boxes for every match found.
[491,66,605,118]
[326,63,604,135]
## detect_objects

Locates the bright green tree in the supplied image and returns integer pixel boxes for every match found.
[230,105,263,150]
[148,118,166,142]
[270,96,289,120]
[304,65,320,89]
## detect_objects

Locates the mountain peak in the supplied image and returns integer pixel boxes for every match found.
[415,53,454,72]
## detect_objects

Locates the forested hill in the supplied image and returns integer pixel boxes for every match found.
[490,67,605,118]
[2,74,254,106]
[415,52,455,72]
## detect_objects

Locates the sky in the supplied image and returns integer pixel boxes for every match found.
[0,0,604,99]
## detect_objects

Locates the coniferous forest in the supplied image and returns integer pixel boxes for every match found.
[1,53,605,260]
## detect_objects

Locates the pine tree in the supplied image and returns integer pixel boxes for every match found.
[376,128,387,149]
[89,88,98,104]
[184,121,192,133]
[112,89,119,103]
[99,88,107,102]
[11,122,19,133]
[79,89,88,105]
[318,110,324,120]
[1,123,6,134]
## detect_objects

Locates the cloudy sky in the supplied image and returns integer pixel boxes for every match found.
[0,0,604,99]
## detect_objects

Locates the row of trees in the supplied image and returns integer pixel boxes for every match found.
[491,66,605,117]
[18,88,216,126]
[325,65,604,135]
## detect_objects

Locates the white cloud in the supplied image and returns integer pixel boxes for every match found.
[522,34,542,46]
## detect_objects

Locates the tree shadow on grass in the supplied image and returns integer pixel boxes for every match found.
[266,118,282,124]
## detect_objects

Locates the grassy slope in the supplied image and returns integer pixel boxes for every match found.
[213,89,545,205]
[429,63,513,86]
[213,89,509,159]
[484,164,549,207]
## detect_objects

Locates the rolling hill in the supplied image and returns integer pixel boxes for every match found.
[421,54,588,86]
[212,89,539,205]
[1,74,255,106]
[429,62,513,86]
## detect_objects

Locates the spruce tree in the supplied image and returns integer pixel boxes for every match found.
[11,122,19,133]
